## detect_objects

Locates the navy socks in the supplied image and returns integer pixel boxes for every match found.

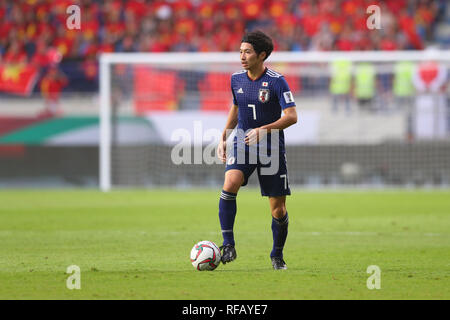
[219,190,289,258]
[271,212,289,258]
[218,190,237,246]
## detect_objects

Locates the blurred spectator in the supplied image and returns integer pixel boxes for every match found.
[3,41,27,64]
[40,66,68,116]
[354,62,376,112]
[412,60,448,139]
[0,0,446,92]
[329,59,352,114]
[393,61,416,139]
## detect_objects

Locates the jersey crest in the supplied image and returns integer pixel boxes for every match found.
[258,88,270,103]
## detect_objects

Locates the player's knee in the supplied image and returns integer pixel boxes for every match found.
[271,205,286,219]
[223,171,244,193]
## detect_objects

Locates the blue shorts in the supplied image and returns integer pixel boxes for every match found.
[225,145,291,197]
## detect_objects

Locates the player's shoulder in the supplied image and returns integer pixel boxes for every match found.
[265,68,290,88]
[231,69,247,78]
[266,68,284,79]
[231,70,247,85]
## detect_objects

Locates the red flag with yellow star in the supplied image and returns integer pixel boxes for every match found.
[0,64,39,96]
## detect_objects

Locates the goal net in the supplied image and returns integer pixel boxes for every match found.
[99,51,450,191]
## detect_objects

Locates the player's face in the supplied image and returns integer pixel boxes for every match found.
[240,42,265,70]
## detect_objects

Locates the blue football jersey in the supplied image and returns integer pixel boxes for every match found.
[231,67,296,152]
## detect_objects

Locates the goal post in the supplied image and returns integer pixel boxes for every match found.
[99,55,111,192]
[99,50,450,191]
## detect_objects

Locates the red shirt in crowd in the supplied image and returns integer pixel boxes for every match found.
[40,69,68,101]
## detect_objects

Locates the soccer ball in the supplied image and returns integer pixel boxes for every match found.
[190,240,221,271]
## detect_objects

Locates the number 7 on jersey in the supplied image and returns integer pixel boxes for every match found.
[248,104,256,120]
[280,174,287,189]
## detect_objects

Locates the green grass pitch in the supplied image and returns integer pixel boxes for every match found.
[0,189,449,300]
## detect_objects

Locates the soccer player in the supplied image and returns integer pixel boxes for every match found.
[217,30,298,270]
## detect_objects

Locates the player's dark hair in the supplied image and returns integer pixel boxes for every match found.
[241,30,274,61]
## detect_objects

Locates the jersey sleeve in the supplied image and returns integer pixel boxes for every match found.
[276,76,296,110]
[231,76,237,106]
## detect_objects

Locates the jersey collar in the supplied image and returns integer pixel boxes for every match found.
[246,67,267,82]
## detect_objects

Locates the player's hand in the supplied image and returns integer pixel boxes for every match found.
[217,139,227,163]
[244,128,266,145]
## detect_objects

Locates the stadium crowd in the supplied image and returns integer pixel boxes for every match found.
[1,0,447,61]
[0,0,448,95]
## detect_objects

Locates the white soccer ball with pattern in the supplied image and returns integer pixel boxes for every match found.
[190,240,221,271]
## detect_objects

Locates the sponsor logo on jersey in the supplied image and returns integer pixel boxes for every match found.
[259,88,270,103]
[283,91,294,104]
[237,88,244,93]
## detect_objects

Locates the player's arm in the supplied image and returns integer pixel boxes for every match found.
[245,106,297,145]
[217,104,238,163]
[261,106,297,132]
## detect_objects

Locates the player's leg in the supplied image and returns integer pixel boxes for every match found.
[218,169,243,264]
[220,169,243,246]
[257,152,290,269]
[219,144,257,264]
[269,196,289,270]
[222,169,244,194]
